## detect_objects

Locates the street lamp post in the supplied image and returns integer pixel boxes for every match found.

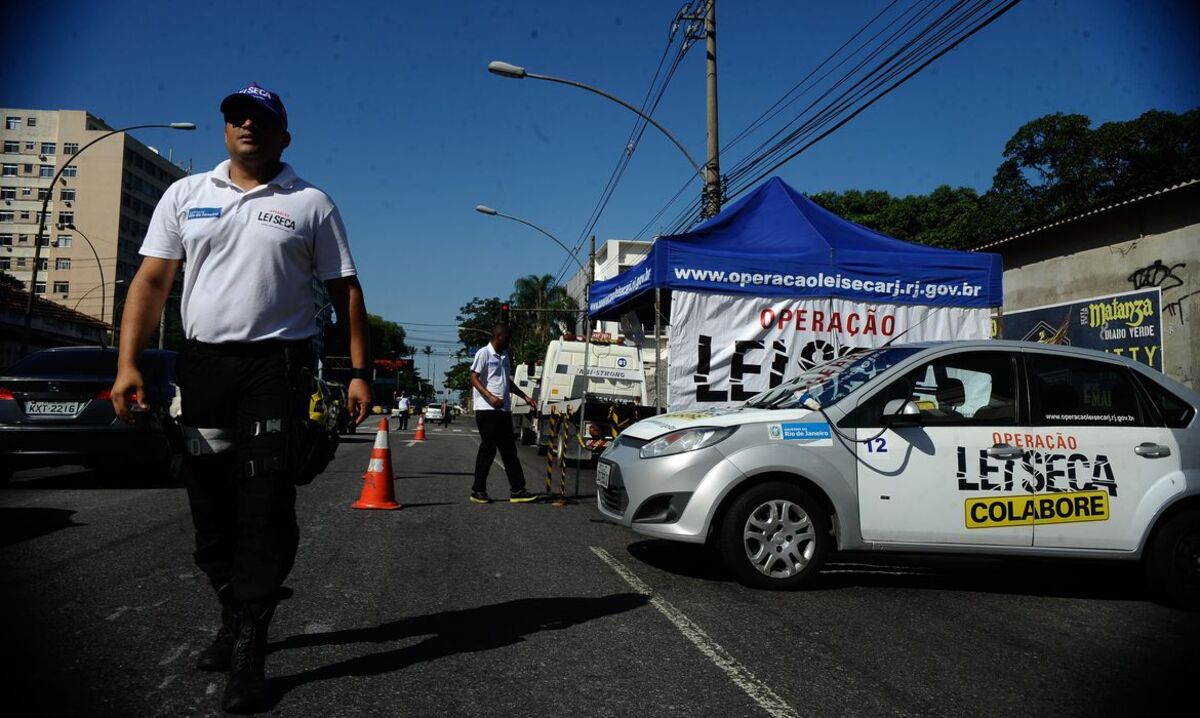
[488,61,705,181]
[476,205,592,498]
[20,121,196,357]
[489,62,704,413]
[71,279,124,312]
[56,223,108,346]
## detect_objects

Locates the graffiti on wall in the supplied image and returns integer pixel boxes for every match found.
[1128,259,1197,323]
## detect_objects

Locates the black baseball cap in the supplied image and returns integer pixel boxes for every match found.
[220,82,288,130]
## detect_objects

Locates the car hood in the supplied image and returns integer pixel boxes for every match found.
[621,405,819,440]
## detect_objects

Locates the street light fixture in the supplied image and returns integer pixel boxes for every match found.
[487,60,704,180]
[474,205,585,272]
[20,121,196,357]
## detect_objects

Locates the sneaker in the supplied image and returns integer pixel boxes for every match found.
[469,491,492,504]
[509,489,540,503]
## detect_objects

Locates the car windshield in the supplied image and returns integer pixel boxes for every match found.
[744,347,923,410]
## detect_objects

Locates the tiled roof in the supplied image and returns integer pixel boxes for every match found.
[0,281,110,329]
[973,179,1200,252]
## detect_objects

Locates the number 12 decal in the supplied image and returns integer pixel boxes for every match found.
[865,437,888,453]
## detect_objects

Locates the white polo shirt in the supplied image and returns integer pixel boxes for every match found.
[471,343,513,412]
[140,160,357,343]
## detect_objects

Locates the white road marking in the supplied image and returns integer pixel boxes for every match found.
[589,546,800,718]
[106,606,131,621]
[406,441,418,448]
[158,643,189,665]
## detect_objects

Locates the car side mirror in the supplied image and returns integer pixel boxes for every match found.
[883,399,921,426]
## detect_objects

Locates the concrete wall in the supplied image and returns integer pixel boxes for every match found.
[997,182,1200,389]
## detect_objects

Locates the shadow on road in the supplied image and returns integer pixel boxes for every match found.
[267,593,648,706]
[4,467,182,490]
[0,507,85,547]
[626,539,1163,604]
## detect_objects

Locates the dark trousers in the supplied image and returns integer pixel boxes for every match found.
[177,340,310,607]
[473,410,525,494]
[398,410,409,430]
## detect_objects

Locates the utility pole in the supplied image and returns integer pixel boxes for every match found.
[703,0,721,219]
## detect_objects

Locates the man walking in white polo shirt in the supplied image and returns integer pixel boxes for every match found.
[112,82,372,714]
[469,323,539,504]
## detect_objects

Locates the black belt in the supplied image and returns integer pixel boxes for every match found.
[183,338,312,357]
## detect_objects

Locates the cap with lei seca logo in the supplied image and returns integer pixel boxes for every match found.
[220,82,288,130]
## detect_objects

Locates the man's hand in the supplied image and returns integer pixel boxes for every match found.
[111,366,146,423]
[348,378,372,424]
[523,395,537,410]
[486,392,504,409]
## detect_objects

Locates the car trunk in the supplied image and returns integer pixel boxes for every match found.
[0,375,118,426]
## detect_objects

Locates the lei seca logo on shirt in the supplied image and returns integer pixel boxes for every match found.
[256,209,296,231]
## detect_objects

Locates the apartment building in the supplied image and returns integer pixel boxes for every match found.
[0,109,187,329]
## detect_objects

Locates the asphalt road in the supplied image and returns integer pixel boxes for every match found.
[3,418,1197,717]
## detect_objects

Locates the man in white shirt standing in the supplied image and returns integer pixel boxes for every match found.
[469,323,539,504]
[396,392,411,430]
[111,82,371,714]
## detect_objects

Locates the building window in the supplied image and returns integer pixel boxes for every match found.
[56,258,71,270]
[5,117,20,130]
[39,164,54,178]
[2,141,18,154]
[58,212,73,225]
[37,188,49,201]
[24,142,34,151]
[63,142,79,155]
[60,188,75,201]
[40,143,56,156]
[26,117,37,128]
[56,234,72,248]
[19,210,30,220]
[34,281,45,294]
[18,234,29,242]
[16,257,27,267]
[0,258,9,270]
[0,188,14,200]
[53,281,69,294]
[37,258,48,271]
[37,234,50,246]
[1,165,16,177]
[23,164,33,174]
[62,165,78,178]
[20,187,31,196]
[0,212,13,222]
[0,233,11,245]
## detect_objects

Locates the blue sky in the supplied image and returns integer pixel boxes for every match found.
[5,0,1197,391]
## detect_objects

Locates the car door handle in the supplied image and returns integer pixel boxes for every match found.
[1134,442,1172,459]
[986,443,1023,460]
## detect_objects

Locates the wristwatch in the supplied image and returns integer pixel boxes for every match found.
[349,367,372,381]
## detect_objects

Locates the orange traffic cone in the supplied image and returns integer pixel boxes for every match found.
[414,414,427,441]
[352,418,402,510]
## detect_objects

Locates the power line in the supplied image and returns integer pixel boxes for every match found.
[546,1,706,288]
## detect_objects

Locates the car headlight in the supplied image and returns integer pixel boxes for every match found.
[639,426,737,459]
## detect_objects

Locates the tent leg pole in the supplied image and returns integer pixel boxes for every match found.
[654,288,662,413]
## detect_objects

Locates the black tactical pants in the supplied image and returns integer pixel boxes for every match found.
[177,340,311,608]
[473,410,525,494]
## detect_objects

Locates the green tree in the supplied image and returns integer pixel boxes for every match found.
[509,274,578,364]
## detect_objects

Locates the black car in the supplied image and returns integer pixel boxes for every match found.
[0,346,182,483]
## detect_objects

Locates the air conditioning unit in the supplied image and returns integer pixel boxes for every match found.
[60,293,68,298]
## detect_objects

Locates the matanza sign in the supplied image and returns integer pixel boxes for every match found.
[667,291,989,411]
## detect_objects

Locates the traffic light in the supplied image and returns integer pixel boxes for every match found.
[500,303,510,324]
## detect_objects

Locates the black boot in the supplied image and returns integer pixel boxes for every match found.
[196,585,236,672]
[221,604,275,714]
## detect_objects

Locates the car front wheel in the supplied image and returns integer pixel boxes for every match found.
[718,481,831,590]
[1146,508,1200,610]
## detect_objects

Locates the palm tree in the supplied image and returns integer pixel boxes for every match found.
[510,274,576,340]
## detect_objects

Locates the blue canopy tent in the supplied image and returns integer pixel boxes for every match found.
[588,176,1002,321]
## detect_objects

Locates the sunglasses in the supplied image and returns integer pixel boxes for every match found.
[224,111,281,129]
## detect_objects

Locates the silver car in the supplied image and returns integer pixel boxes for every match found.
[597,341,1200,608]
